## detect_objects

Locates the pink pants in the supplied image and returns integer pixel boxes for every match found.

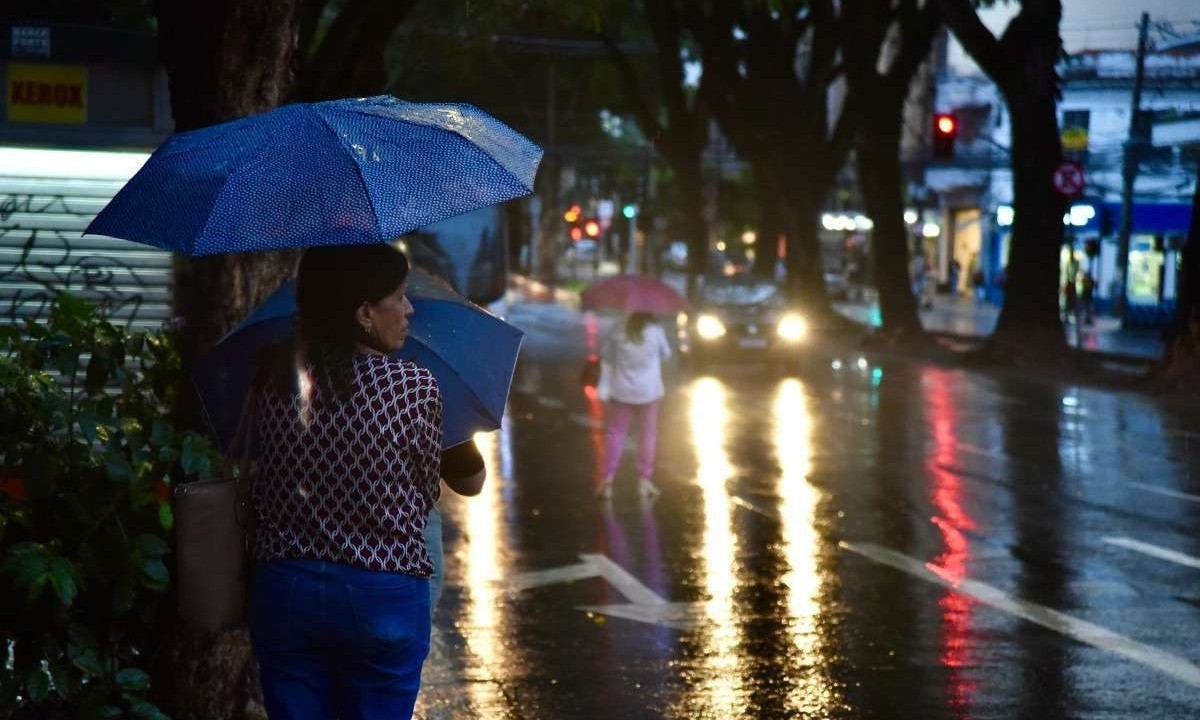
[602,400,660,481]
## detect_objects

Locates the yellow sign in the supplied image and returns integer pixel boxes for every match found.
[1062,126,1089,151]
[7,63,88,124]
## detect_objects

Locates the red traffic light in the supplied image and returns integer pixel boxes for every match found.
[583,219,601,238]
[564,204,582,223]
[934,113,958,137]
[570,226,584,241]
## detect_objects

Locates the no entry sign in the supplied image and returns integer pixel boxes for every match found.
[1052,160,1085,197]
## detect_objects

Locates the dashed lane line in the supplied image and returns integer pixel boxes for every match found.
[1125,481,1200,504]
[1102,536,1200,570]
[841,541,1200,689]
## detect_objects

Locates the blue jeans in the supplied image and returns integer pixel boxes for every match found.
[250,559,431,720]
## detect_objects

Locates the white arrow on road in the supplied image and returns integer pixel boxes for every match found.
[506,553,703,631]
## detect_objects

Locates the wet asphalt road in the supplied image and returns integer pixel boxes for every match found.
[416,298,1200,720]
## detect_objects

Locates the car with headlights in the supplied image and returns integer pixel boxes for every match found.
[677,277,808,368]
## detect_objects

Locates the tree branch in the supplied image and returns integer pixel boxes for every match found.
[299,0,418,100]
[935,0,1010,85]
[598,28,664,142]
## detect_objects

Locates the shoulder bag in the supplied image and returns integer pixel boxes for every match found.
[174,386,258,634]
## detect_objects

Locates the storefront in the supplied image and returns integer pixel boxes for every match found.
[990,200,1192,325]
[1,23,171,329]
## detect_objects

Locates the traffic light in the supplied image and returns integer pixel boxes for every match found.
[932,112,958,160]
[583,219,601,238]
[563,204,582,223]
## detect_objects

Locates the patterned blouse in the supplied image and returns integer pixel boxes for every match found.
[253,353,443,576]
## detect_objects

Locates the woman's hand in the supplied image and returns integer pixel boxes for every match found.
[441,440,486,496]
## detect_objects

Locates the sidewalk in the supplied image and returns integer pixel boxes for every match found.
[836,294,1166,361]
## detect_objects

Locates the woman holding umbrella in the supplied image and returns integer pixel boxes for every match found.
[583,275,685,501]
[596,310,672,500]
[249,244,481,720]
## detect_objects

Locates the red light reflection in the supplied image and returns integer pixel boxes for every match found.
[584,313,607,489]
[924,369,977,709]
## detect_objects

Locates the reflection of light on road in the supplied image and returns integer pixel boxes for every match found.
[923,370,976,708]
[773,379,838,714]
[461,428,509,716]
[686,377,743,714]
[582,311,607,487]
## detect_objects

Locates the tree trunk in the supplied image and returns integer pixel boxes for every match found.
[152,2,303,718]
[857,110,926,342]
[989,88,1068,358]
[676,156,709,299]
[157,0,304,412]
[784,193,833,317]
[752,171,781,280]
[1161,176,1200,386]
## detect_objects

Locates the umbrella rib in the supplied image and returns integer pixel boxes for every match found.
[341,102,538,192]
[190,117,291,253]
[310,108,386,243]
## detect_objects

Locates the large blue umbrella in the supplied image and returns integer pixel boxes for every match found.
[85,96,542,255]
[193,268,522,449]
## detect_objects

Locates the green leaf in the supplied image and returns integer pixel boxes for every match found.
[27,575,48,602]
[140,558,169,591]
[77,410,101,444]
[47,556,81,606]
[115,668,150,693]
[3,542,50,590]
[68,645,104,677]
[180,434,212,477]
[158,502,173,531]
[136,534,169,558]
[129,699,171,720]
[49,662,82,696]
[105,454,134,484]
[151,419,173,446]
[26,666,50,703]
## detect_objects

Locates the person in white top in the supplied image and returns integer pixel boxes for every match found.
[597,312,671,499]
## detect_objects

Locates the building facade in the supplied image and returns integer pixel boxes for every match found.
[925,44,1199,325]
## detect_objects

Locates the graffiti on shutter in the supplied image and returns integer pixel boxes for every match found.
[0,176,172,330]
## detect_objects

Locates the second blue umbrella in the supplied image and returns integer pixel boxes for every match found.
[193,268,522,450]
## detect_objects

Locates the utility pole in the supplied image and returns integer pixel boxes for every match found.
[1114,11,1150,319]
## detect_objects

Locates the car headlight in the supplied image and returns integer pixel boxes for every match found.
[777,313,807,342]
[696,313,727,340]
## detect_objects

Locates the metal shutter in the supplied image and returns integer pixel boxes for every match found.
[0,154,172,331]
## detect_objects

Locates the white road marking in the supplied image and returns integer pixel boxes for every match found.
[568,413,600,428]
[575,601,702,631]
[1102,536,1200,570]
[1125,481,1200,504]
[841,541,1200,689]
[507,554,702,630]
[507,561,600,592]
[729,494,778,520]
[580,553,666,605]
[955,442,1008,461]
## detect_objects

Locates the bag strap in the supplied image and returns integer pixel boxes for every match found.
[226,384,258,485]
[227,373,264,536]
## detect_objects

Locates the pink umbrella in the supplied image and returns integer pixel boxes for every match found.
[580,274,688,313]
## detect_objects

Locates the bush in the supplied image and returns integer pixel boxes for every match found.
[0,294,220,719]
